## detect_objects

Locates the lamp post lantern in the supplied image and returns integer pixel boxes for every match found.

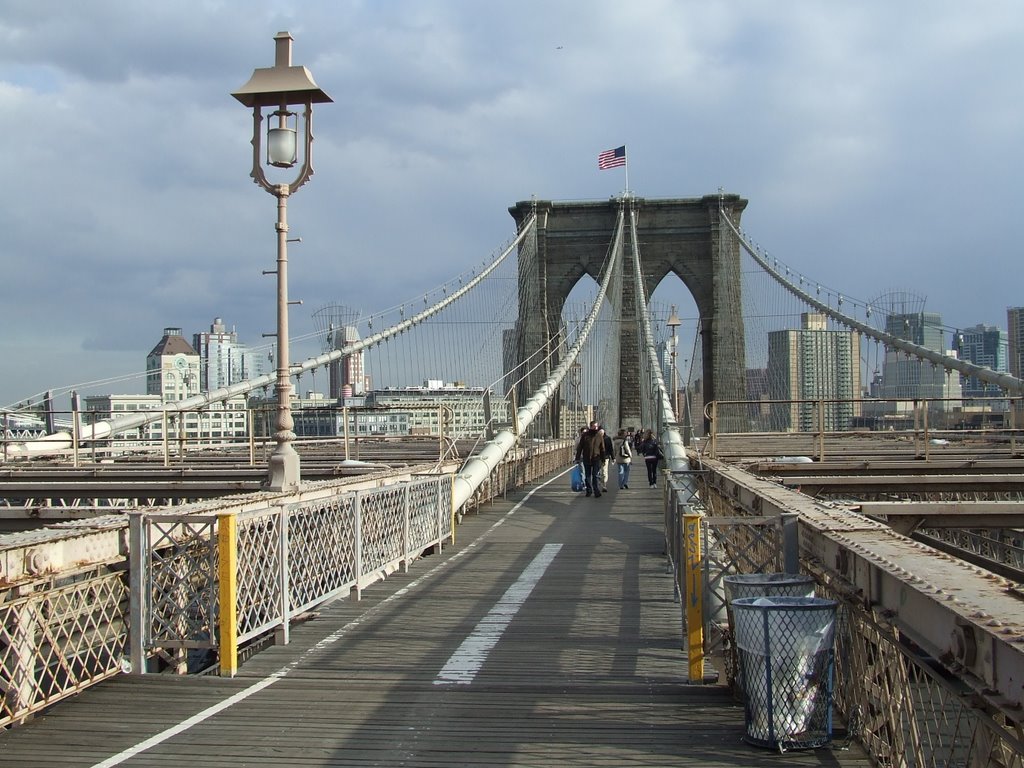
[666,305,681,424]
[232,31,332,491]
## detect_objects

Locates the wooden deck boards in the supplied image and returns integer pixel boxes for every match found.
[0,472,872,767]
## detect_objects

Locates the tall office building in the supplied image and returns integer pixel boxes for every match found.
[955,324,1007,401]
[193,317,265,392]
[1008,307,1024,380]
[878,311,947,400]
[146,328,201,402]
[766,313,861,431]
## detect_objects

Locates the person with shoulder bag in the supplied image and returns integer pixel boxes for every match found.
[612,428,632,489]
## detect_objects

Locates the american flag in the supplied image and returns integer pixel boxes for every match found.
[598,145,626,170]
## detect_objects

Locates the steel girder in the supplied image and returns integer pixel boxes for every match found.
[698,456,1024,721]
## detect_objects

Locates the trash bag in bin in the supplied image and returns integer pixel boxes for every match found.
[731,596,837,750]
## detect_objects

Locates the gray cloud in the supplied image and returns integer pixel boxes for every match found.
[1,0,1021,408]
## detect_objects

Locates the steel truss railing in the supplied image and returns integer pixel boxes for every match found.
[703,395,1024,461]
[670,463,1024,767]
[0,440,570,727]
[917,527,1024,577]
[812,575,1024,768]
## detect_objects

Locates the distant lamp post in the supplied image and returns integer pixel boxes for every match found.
[232,31,332,491]
[569,359,582,427]
[666,305,682,423]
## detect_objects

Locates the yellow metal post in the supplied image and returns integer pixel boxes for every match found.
[218,513,239,677]
[683,512,704,682]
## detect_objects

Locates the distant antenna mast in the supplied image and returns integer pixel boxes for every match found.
[312,303,361,352]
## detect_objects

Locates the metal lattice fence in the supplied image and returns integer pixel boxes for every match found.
[288,496,357,615]
[813,576,1024,768]
[141,475,455,650]
[1,440,569,728]
[145,516,218,655]
[1,568,127,725]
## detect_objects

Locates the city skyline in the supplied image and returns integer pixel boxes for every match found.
[3,2,1023,407]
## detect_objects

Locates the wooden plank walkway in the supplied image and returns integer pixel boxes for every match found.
[0,469,872,767]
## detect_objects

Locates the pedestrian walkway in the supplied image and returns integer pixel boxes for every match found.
[0,469,871,767]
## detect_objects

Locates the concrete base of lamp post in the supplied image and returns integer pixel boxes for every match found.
[267,443,300,492]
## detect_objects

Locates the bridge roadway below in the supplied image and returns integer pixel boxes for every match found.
[0,467,869,767]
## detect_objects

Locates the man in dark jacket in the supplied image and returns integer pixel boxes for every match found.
[574,421,607,498]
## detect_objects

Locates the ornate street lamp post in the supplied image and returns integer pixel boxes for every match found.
[232,32,332,491]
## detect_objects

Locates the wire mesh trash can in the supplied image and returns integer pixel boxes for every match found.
[731,596,837,750]
[722,574,817,694]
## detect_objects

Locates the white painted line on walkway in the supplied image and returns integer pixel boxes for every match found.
[433,542,562,686]
[90,468,570,768]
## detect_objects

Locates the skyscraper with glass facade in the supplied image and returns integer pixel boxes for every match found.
[955,324,1007,401]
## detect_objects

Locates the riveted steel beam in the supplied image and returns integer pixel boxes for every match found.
[697,456,1024,720]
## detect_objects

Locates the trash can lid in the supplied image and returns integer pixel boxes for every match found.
[723,573,815,585]
[732,596,837,611]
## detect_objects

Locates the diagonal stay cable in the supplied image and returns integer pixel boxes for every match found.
[718,207,1024,396]
[451,202,627,510]
[7,216,537,457]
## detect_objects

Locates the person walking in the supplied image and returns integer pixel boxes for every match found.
[640,429,664,487]
[573,426,587,485]
[613,428,632,489]
[574,421,607,498]
[598,427,613,492]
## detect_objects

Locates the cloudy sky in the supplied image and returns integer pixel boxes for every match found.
[1,1,1021,409]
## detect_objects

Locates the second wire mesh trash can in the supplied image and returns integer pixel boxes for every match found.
[731,596,838,751]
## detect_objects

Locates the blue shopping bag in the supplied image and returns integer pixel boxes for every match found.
[570,464,585,492]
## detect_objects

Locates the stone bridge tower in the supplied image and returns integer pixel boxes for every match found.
[508,194,747,436]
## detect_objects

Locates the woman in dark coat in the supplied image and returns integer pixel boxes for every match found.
[640,429,663,487]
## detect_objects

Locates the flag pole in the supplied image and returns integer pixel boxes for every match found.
[624,145,629,194]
